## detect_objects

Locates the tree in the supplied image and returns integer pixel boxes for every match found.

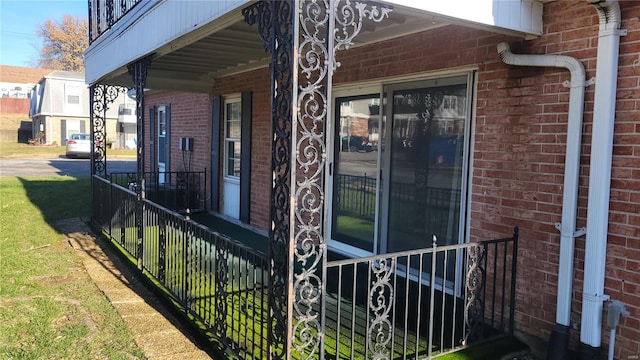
[36,15,88,72]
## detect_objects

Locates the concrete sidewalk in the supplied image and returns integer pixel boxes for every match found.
[57,218,213,360]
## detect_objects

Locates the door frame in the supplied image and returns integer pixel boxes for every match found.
[222,94,242,219]
[327,69,477,262]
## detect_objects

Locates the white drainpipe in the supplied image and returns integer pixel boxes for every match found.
[581,0,625,358]
[497,42,588,359]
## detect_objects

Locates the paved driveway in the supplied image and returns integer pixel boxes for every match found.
[0,157,136,177]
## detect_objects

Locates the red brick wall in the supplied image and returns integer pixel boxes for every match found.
[139,1,639,356]
[212,68,272,230]
[145,91,212,202]
[0,98,30,114]
[144,68,272,231]
[332,1,639,357]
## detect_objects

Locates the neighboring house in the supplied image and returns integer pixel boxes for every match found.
[29,70,135,147]
[0,65,53,142]
[85,1,639,360]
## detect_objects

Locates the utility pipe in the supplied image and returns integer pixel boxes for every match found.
[497,42,587,360]
[581,0,625,358]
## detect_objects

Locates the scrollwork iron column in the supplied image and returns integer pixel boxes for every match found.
[246,1,390,358]
[293,2,391,359]
[244,1,293,358]
[128,55,152,270]
[90,84,121,178]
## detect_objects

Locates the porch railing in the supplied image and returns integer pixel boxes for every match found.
[88,0,144,44]
[92,175,269,359]
[108,170,206,214]
[92,174,518,359]
[324,231,519,359]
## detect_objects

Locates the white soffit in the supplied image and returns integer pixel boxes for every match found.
[384,0,543,37]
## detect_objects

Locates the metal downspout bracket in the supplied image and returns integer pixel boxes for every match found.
[127,56,151,270]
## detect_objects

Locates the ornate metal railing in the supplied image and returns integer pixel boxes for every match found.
[92,175,518,359]
[88,0,144,44]
[108,170,206,214]
[325,228,519,359]
[92,175,269,359]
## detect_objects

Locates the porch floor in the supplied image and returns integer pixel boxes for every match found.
[190,212,268,254]
[168,212,528,359]
[187,213,471,358]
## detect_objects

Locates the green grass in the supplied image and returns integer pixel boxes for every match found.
[0,176,144,359]
[0,141,136,159]
[0,142,65,158]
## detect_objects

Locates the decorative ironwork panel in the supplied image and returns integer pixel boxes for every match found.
[214,236,229,342]
[244,1,294,358]
[292,1,330,358]
[89,0,144,44]
[293,1,392,359]
[368,258,395,359]
[128,55,151,269]
[90,84,122,178]
[464,244,486,344]
[245,1,391,358]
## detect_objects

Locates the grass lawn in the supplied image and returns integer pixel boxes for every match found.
[0,141,136,159]
[0,176,144,359]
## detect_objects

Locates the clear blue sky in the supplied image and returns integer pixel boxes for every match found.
[0,0,87,68]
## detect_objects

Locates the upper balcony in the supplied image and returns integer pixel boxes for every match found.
[85,0,545,92]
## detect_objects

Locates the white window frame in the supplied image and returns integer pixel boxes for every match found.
[328,69,477,262]
[223,94,242,182]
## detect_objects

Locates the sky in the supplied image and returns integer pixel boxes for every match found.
[0,0,87,68]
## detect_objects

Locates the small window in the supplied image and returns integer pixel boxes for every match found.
[224,96,241,178]
[65,84,81,105]
[67,95,80,104]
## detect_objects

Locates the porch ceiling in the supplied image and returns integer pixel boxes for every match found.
[98,1,540,93]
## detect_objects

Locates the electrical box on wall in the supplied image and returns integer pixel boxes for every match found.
[179,137,193,151]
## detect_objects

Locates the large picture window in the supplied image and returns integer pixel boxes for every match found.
[330,73,473,259]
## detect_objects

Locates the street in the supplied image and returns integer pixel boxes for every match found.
[0,157,136,177]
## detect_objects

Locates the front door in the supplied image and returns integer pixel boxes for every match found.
[222,96,241,219]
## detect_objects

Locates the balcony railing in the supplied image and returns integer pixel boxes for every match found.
[92,174,518,359]
[88,0,144,44]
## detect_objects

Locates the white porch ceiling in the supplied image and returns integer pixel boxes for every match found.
[86,0,545,93]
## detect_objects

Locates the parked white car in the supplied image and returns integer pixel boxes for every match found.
[65,133,91,158]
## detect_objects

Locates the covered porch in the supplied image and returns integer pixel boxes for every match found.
[91,173,519,359]
[87,0,536,358]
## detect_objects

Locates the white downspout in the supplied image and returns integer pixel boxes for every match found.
[581,0,625,357]
[497,42,587,360]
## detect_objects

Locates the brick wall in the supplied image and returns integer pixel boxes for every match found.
[145,91,212,201]
[145,68,272,231]
[0,98,30,114]
[212,68,272,230]
[139,1,639,356]
[332,1,639,357]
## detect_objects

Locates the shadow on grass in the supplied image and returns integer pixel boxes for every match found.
[16,176,231,359]
[17,176,91,227]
